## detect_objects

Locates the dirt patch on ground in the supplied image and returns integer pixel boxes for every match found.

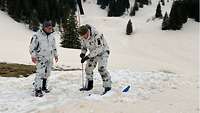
[0,63,36,77]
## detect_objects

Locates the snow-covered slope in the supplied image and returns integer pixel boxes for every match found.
[0,0,199,113]
[81,0,199,77]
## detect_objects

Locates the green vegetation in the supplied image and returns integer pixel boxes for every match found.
[0,63,36,77]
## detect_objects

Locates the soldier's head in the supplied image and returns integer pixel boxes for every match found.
[43,20,53,33]
[78,25,90,39]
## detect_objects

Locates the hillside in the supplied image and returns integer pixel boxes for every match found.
[0,0,199,113]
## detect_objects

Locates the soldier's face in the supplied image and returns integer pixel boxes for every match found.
[82,31,89,39]
[44,26,53,33]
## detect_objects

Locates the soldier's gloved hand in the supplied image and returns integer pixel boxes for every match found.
[81,56,89,63]
[80,53,85,59]
[31,57,37,64]
[55,56,58,63]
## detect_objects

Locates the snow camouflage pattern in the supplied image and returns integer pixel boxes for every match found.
[81,25,111,88]
[29,30,57,90]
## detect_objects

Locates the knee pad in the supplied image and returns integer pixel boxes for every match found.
[98,66,106,72]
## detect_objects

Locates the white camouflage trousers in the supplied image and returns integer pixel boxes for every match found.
[85,52,111,88]
[34,56,53,90]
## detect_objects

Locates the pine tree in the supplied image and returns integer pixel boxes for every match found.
[168,1,183,30]
[179,0,188,24]
[21,0,31,23]
[100,0,109,9]
[108,0,116,17]
[0,0,7,11]
[155,3,162,18]
[124,0,130,9]
[126,19,133,35]
[37,0,50,22]
[161,0,165,6]
[97,0,102,5]
[77,0,84,15]
[133,1,139,11]
[162,12,169,30]
[138,0,144,8]
[107,0,130,17]
[1,0,80,32]
[29,9,40,32]
[130,6,136,16]
[142,0,149,5]
[61,11,81,49]
[116,0,125,16]
[7,0,21,21]
[193,0,199,22]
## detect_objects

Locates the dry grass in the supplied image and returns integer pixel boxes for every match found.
[0,63,36,77]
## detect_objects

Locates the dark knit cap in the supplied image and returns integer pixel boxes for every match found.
[78,25,89,36]
[43,21,52,28]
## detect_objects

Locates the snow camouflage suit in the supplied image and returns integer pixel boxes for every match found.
[80,25,111,88]
[29,30,57,90]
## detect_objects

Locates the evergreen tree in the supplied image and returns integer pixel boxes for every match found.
[0,0,7,11]
[108,0,116,17]
[97,0,102,5]
[116,0,125,16]
[162,12,169,30]
[126,19,133,35]
[168,1,183,30]
[61,11,81,49]
[155,3,162,18]
[179,0,188,24]
[7,0,21,21]
[100,0,109,9]
[77,0,84,15]
[193,0,199,22]
[37,0,50,22]
[107,0,130,17]
[21,0,31,23]
[185,0,199,22]
[138,0,144,8]
[29,9,40,32]
[0,0,80,31]
[141,0,149,5]
[133,1,139,11]
[161,0,165,6]
[130,6,136,16]
[124,0,130,10]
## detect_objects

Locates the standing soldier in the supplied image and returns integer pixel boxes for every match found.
[78,24,111,94]
[29,21,58,97]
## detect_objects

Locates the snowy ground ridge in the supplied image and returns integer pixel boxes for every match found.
[0,69,191,113]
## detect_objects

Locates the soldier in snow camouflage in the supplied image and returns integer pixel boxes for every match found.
[78,24,111,94]
[29,21,58,97]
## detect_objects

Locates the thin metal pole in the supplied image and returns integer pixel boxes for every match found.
[81,63,84,88]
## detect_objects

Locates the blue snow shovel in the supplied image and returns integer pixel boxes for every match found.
[122,85,130,92]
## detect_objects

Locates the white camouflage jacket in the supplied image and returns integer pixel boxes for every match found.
[80,25,109,58]
[29,30,58,58]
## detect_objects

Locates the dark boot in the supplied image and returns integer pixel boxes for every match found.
[35,89,43,97]
[42,79,50,93]
[80,80,93,91]
[102,87,111,95]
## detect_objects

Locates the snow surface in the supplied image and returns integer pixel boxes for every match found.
[0,0,199,113]
[0,70,180,113]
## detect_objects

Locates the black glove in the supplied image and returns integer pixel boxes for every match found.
[81,56,89,63]
[80,53,85,59]
[106,50,110,55]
